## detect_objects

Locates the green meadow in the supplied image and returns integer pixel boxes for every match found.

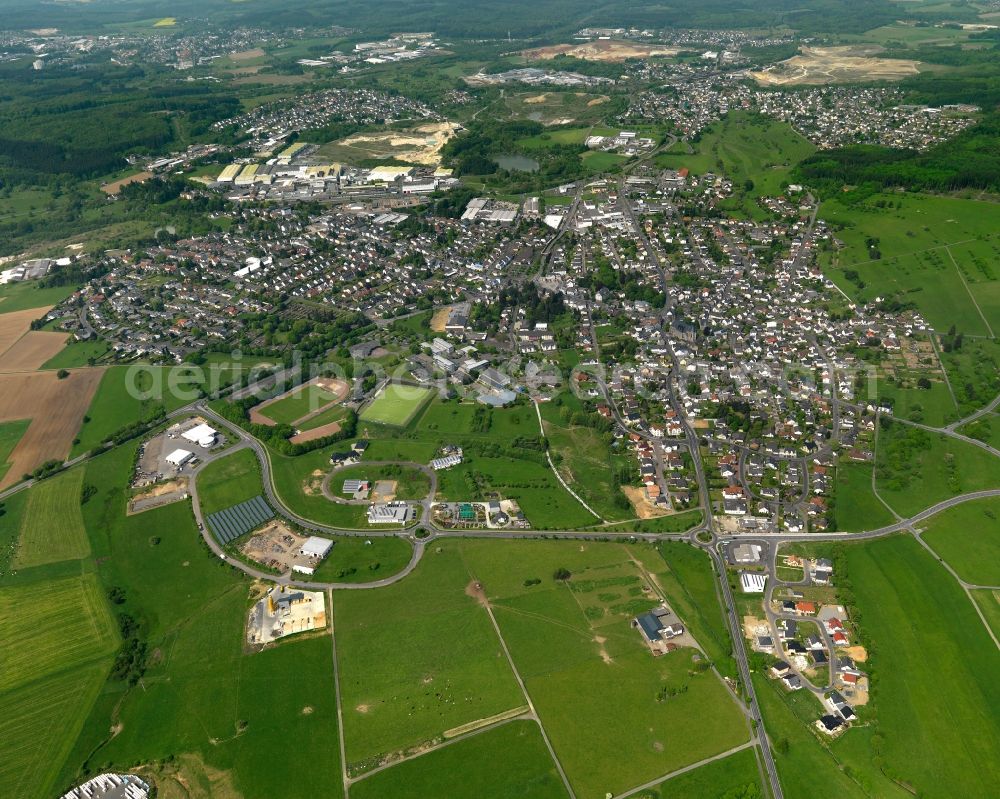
[459,539,748,799]
[349,720,569,799]
[833,460,896,532]
[196,447,264,515]
[334,544,525,774]
[655,111,815,217]
[842,535,1000,797]
[919,497,1000,585]
[12,467,91,568]
[822,193,1000,338]
[0,418,30,484]
[875,421,1000,516]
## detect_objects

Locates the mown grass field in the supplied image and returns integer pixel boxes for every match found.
[458,539,748,799]
[73,363,268,456]
[970,589,1000,640]
[0,663,111,799]
[334,544,525,774]
[195,447,264,515]
[360,383,435,426]
[257,383,341,425]
[843,534,1000,797]
[41,339,109,370]
[833,460,896,532]
[12,468,91,568]
[0,417,30,483]
[72,365,198,456]
[0,281,76,313]
[349,720,569,799]
[919,497,1000,585]
[0,573,118,694]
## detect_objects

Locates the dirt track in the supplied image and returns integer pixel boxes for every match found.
[0,368,104,489]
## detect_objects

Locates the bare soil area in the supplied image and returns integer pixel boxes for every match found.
[430,307,451,332]
[523,39,681,62]
[0,306,54,357]
[751,46,920,86]
[622,484,668,519]
[0,331,67,371]
[289,421,343,444]
[101,171,154,195]
[0,368,104,489]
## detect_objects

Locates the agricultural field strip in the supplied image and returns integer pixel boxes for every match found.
[0,663,110,799]
[0,575,118,694]
[12,468,90,568]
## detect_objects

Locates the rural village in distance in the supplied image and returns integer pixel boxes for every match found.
[0,1,999,798]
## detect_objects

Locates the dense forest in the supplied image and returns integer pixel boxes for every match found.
[0,0,923,37]
[795,113,1000,195]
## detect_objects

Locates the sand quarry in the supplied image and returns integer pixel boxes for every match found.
[332,122,460,166]
[523,39,681,62]
[751,46,921,86]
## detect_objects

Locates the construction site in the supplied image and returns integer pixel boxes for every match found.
[247,586,327,645]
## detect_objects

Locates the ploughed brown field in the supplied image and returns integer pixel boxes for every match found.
[0,368,104,489]
[0,331,68,372]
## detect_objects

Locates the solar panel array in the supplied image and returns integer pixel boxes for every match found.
[207,495,273,545]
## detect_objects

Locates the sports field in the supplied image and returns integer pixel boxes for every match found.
[360,383,434,426]
[12,467,90,568]
[919,497,1000,585]
[334,545,525,774]
[842,535,1000,797]
[251,378,348,426]
[350,720,570,799]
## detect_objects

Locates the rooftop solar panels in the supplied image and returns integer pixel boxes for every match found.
[207,495,273,545]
